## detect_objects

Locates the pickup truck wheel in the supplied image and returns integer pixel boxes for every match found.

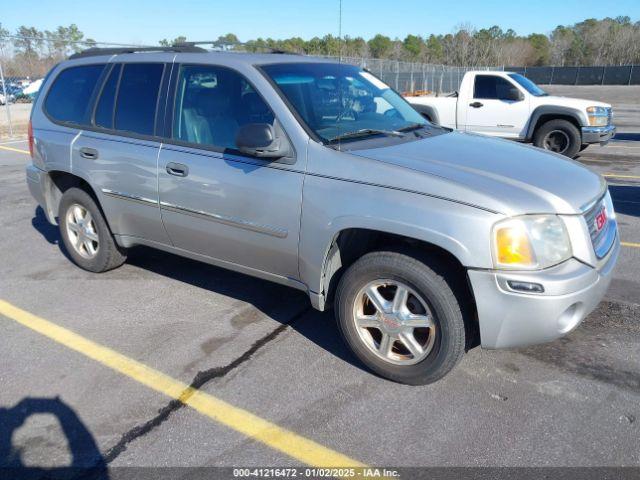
[334,251,465,385]
[59,187,127,273]
[533,119,581,158]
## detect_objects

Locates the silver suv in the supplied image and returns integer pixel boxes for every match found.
[26,47,619,384]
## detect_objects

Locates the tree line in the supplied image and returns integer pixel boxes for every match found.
[1,16,639,78]
[0,24,96,77]
[163,16,640,67]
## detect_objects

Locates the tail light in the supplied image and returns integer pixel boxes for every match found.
[28,120,34,158]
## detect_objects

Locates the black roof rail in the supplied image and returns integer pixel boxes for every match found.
[174,41,304,55]
[68,45,207,59]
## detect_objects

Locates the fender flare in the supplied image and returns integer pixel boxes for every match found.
[525,105,587,141]
[311,216,481,310]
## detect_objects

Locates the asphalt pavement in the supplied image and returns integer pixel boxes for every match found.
[0,107,639,474]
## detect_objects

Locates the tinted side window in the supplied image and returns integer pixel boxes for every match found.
[114,63,164,136]
[172,64,275,150]
[45,64,105,124]
[94,64,121,129]
[474,75,514,100]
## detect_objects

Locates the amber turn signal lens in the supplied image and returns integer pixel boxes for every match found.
[495,225,534,267]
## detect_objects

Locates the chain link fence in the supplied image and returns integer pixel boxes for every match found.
[0,36,506,138]
[507,65,640,86]
[2,35,637,139]
[327,56,503,95]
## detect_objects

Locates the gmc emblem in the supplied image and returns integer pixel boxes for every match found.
[595,206,608,232]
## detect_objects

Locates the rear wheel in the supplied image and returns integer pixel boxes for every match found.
[334,251,466,385]
[59,187,127,272]
[533,119,581,158]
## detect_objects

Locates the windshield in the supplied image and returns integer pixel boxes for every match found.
[508,73,547,97]
[261,63,427,144]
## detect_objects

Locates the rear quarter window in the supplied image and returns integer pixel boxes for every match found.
[44,64,105,124]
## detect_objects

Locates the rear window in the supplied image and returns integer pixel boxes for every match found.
[44,64,105,124]
[114,63,164,136]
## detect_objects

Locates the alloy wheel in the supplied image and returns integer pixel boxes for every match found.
[65,203,100,259]
[352,279,436,365]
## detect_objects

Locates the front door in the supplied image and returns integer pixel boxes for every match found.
[465,74,530,138]
[158,63,304,279]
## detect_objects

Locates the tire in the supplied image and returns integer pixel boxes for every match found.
[58,187,127,272]
[533,119,581,158]
[334,251,466,385]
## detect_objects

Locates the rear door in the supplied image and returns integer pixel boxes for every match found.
[464,74,530,138]
[157,63,304,279]
[72,61,171,244]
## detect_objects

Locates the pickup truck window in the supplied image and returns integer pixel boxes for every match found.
[508,73,548,97]
[261,63,426,144]
[172,64,276,150]
[473,75,517,101]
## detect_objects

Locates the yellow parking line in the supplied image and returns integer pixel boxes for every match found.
[604,173,640,180]
[0,299,366,468]
[0,144,29,155]
[622,242,640,249]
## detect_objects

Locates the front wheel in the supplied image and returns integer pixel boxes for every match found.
[533,119,581,158]
[334,251,466,385]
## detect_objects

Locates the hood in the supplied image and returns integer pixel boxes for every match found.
[350,131,605,215]
[535,95,611,111]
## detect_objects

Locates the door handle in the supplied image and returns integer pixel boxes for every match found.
[469,102,484,108]
[79,147,99,160]
[166,162,189,177]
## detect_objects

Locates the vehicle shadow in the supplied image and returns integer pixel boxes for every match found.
[31,206,77,264]
[29,207,363,373]
[613,133,640,142]
[0,397,108,479]
[609,185,640,218]
[125,246,362,370]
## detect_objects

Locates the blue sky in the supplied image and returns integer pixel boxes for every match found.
[2,0,639,45]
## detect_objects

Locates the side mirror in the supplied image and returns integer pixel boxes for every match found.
[235,123,287,158]
[505,87,524,102]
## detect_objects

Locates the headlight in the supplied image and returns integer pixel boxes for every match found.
[492,215,572,270]
[587,106,609,127]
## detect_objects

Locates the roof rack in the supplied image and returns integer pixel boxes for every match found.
[68,45,207,59]
[175,41,303,55]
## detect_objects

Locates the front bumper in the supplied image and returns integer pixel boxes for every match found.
[468,235,620,349]
[582,125,616,145]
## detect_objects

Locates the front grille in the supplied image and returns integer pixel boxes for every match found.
[583,193,616,259]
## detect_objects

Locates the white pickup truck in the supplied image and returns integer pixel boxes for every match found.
[406,71,615,158]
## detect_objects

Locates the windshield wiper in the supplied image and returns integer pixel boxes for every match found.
[398,123,426,132]
[328,128,405,143]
